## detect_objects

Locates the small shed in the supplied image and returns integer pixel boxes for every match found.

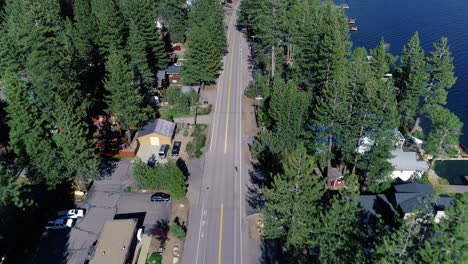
[137,119,175,146]
[328,167,345,190]
[166,65,181,85]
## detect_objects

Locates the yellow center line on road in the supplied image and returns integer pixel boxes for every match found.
[218,203,224,264]
[224,30,238,154]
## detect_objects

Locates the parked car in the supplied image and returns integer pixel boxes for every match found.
[173,46,181,51]
[225,4,233,8]
[151,192,171,202]
[159,144,169,158]
[171,141,181,157]
[45,218,74,230]
[57,209,84,219]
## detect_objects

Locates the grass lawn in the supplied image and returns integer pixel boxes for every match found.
[159,106,191,120]
[434,160,468,185]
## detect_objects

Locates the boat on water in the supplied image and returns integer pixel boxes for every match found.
[341,4,349,9]
[347,18,356,24]
[350,26,358,31]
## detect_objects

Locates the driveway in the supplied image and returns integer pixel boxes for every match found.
[26,160,171,264]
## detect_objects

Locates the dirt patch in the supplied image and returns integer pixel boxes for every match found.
[242,96,261,137]
[161,198,190,264]
[246,213,263,242]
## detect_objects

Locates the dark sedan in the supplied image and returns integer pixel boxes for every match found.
[171,141,181,157]
[151,192,171,202]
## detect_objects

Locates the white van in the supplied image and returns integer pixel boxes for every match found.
[159,144,169,158]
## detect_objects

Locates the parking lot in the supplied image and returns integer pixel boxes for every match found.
[26,161,171,264]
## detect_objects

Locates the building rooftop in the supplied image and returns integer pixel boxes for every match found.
[90,219,137,264]
[389,149,429,171]
[138,118,175,138]
[165,65,181,75]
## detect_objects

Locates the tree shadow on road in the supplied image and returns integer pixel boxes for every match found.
[98,157,119,179]
[246,169,266,213]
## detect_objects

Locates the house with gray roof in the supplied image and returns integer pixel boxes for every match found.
[137,119,175,146]
[389,149,429,181]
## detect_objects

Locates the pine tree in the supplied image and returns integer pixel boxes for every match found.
[91,0,126,54]
[424,105,462,157]
[72,0,98,64]
[268,79,310,151]
[154,0,187,43]
[181,24,222,85]
[417,195,468,263]
[316,174,365,263]
[370,38,393,79]
[409,37,457,135]
[262,145,326,250]
[342,48,399,192]
[395,32,428,135]
[128,20,153,84]
[103,49,153,130]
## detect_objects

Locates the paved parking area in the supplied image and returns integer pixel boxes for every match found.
[26,161,171,264]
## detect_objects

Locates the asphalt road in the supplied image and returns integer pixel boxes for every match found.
[182,3,253,264]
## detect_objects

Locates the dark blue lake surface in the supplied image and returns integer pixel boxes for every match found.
[336,0,468,147]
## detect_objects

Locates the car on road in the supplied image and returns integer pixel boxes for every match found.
[171,141,181,157]
[159,144,169,159]
[151,192,171,202]
[57,209,84,219]
[225,4,233,8]
[45,218,74,230]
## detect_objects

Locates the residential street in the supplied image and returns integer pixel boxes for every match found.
[182,2,259,264]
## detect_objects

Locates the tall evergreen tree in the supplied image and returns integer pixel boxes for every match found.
[154,0,187,43]
[128,20,153,84]
[181,24,222,85]
[103,49,153,130]
[316,174,365,263]
[395,32,428,135]
[370,38,393,79]
[91,0,126,54]
[262,145,326,251]
[409,37,457,135]
[424,105,463,157]
[417,194,468,263]
[72,0,98,64]
[268,79,310,151]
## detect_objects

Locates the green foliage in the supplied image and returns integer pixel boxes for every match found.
[134,159,186,199]
[154,0,187,43]
[425,105,463,157]
[123,186,132,192]
[72,0,99,64]
[186,125,207,158]
[164,86,199,113]
[182,0,226,85]
[268,79,310,151]
[91,0,127,53]
[416,171,430,184]
[169,221,186,240]
[0,165,32,208]
[396,32,428,134]
[146,253,162,264]
[103,48,153,129]
[262,145,326,249]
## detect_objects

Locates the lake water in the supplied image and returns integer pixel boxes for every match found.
[336,0,468,147]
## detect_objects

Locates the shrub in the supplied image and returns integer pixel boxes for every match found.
[123,186,132,192]
[169,222,186,240]
[133,159,186,198]
[146,253,162,264]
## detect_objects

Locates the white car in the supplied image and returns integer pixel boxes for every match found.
[57,209,84,219]
[45,218,74,230]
